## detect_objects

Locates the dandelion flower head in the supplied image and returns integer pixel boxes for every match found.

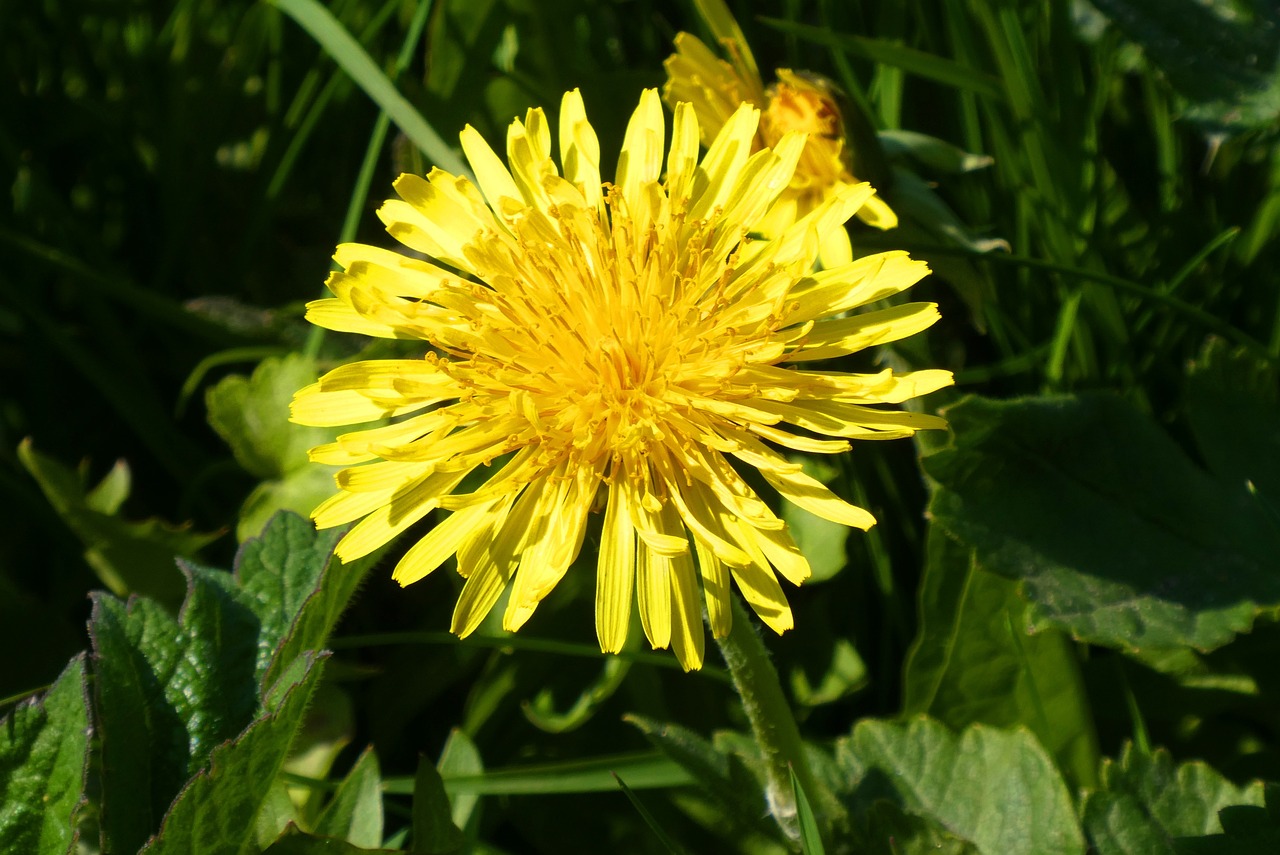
[290,88,951,670]
[663,32,896,266]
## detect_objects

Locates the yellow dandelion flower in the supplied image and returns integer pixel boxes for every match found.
[663,31,897,267]
[290,88,951,671]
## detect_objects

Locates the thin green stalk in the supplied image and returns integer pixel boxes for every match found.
[715,595,827,844]
[303,0,435,360]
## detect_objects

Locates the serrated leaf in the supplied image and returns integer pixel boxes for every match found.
[903,526,1097,786]
[1082,743,1266,854]
[835,717,1084,855]
[244,512,381,692]
[92,513,356,853]
[140,652,327,854]
[314,747,383,848]
[923,393,1280,654]
[232,512,347,686]
[91,568,262,855]
[413,754,464,855]
[206,354,332,480]
[862,800,979,855]
[18,439,219,605]
[0,655,90,855]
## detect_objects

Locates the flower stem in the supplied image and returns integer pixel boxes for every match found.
[715,595,822,844]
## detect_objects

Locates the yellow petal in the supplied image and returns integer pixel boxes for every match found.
[637,543,672,650]
[617,89,665,221]
[596,479,636,654]
[392,500,497,586]
[784,302,942,362]
[461,124,522,213]
[668,546,704,671]
[694,537,732,638]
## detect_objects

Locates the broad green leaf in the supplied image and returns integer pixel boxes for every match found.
[206,353,332,480]
[835,717,1084,855]
[862,801,979,855]
[903,526,1098,786]
[90,570,262,855]
[267,0,467,175]
[247,513,382,691]
[413,754,464,855]
[140,652,327,854]
[1082,743,1266,854]
[238,466,341,543]
[923,394,1280,653]
[92,513,354,853]
[205,354,341,541]
[1088,0,1280,131]
[232,512,347,686]
[1185,342,1280,505]
[436,729,483,832]
[1178,784,1280,853]
[0,655,90,855]
[18,439,219,605]
[314,747,383,848]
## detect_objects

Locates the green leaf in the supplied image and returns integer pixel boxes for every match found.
[205,354,343,541]
[412,754,464,855]
[626,716,778,841]
[242,513,381,692]
[0,655,90,855]
[436,729,482,831]
[835,717,1084,855]
[1185,342,1280,506]
[903,526,1098,786]
[90,571,262,855]
[206,354,332,480]
[790,638,868,708]
[521,656,631,733]
[237,466,342,543]
[18,439,220,605]
[140,652,328,854]
[263,824,401,854]
[314,747,383,848]
[862,801,979,855]
[879,130,995,174]
[91,513,354,854]
[791,765,826,855]
[923,394,1280,653]
[1082,743,1266,854]
[1088,0,1280,131]
[267,0,468,175]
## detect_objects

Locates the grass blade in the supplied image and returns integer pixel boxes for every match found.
[268,0,468,176]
